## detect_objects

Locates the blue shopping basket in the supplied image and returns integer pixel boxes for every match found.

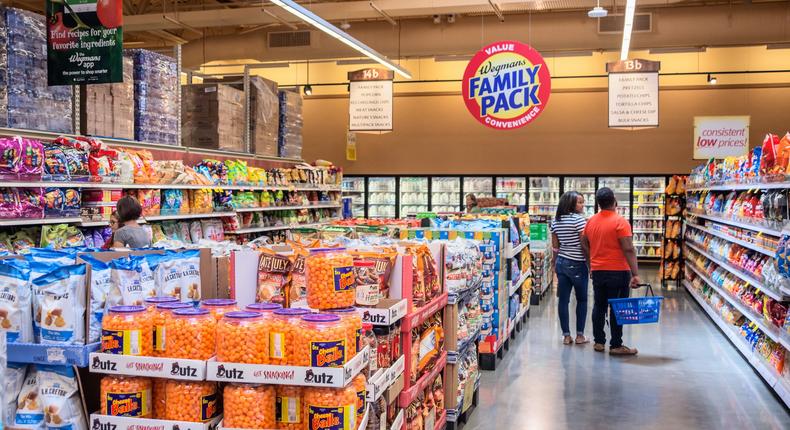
[608,284,664,325]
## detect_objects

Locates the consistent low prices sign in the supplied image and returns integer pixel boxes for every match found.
[348,68,394,132]
[693,116,750,159]
[462,40,551,130]
[607,59,660,128]
[46,0,124,85]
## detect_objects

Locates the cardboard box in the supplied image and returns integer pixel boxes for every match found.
[181,83,245,152]
[81,57,134,139]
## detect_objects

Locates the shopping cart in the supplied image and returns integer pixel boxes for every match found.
[609,284,664,325]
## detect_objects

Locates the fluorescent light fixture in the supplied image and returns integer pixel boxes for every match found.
[488,0,504,22]
[620,0,636,60]
[542,50,594,58]
[263,9,298,31]
[269,0,412,79]
[649,46,706,54]
[370,2,397,26]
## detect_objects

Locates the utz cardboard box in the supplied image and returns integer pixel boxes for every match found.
[81,56,134,139]
[182,83,245,152]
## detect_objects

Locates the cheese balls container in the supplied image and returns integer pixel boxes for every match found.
[275,386,303,430]
[302,386,358,430]
[102,305,153,356]
[327,307,363,356]
[144,296,179,311]
[297,314,348,368]
[216,311,269,364]
[166,308,216,360]
[200,298,239,322]
[352,374,367,428]
[153,378,167,419]
[152,302,193,357]
[100,375,152,418]
[246,302,283,314]
[224,384,276,429]
[306,248,356,310]
[164,380,220,423]
[269,308,310,365]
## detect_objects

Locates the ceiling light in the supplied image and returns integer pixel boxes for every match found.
[269,1,412,79]
[620,0,637,61]
[588,1,607,18]
[488,0,504,22]
[707,74,717,85]
[447,14,456,24]
[339,21,351,30]
[303,84,313,95]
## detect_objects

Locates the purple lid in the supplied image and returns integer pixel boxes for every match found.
[109,305,146,313]
[327,307,358,314]
[145,297,179,305]
[174,308,210,317]
[246,303,283,312]
[302,313,340,323]
[309,247,346,254]
[200,298,238,307]
[157,302,193,311]
[273,308,311,317]
[224,311,262,319]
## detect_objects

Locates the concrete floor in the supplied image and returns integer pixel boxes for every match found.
[463,270,790,430]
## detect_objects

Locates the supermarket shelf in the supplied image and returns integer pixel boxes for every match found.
[0,179,340,192]
[509,270,531,296]
[398,351,447,407]
[234,203,341,212]
[366,355,406,402]
[79,220,110,227]
[227,219,339,234]
[7,342,100,367]
[145,212,236,221]
[389,408,405,430]
[692,213,783,237]
[517,301,530,321]
[633,216,664,220]
[685,263,790,350]
[0,216,82,226]
[361,299,408,326]
[368,203,396,206]
[634,241,662,246]
[506,241,529,259]
[448,282,481,305]
[685,222,776,257]
[402,292,449,332]
[633,188,664,193]
[447,326,482,364]
[633,229,664,233]
[684,282,790,408]
[687,182,790,192]
[685,240,786,301]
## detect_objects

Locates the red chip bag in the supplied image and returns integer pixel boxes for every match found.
[761,133,780,175]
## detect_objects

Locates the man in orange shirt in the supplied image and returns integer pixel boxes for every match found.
[582,187,641,355]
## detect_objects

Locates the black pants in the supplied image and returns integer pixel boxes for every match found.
[591,270,631,348]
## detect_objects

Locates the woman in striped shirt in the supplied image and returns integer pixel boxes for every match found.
[550,191,590,345]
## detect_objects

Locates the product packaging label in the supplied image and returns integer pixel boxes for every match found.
[200,392,218,421]
[307,405,354,430]
[270,332,286,359]
[310,340,345,367]
[276,396,301,424]
[154,325,165,351]
[332,266,354,292]
[105,390,150,417]
[101,329,142,355]
[356,389,365,416]
[0,288,21,341]
[354,282,379,306]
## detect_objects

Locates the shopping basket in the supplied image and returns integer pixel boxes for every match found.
[608,284,664,325]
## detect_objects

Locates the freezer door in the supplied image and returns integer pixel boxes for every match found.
[562,176,596,218]
[528,176,561,216]
[399,177,429,216]
[431,177,461,212]
[597,176,631,219]
[342,177,366,217]
[632,176,666,258]
[496,177,527,206]
[367,177,397,218]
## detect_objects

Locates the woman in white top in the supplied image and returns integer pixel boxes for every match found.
[550,191,590,345]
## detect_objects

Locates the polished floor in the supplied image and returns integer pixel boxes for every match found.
[464,271,790,430]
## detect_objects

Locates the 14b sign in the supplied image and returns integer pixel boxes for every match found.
[693,116,750,159]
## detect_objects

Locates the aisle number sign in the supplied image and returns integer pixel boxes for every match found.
[348,68,394,132]
[693,116,750,159]
[462,41,551,130]
[607,59,660,128]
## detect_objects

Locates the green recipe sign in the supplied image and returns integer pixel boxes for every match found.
[47,0,123,85]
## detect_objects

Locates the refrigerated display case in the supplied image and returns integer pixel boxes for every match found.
[598,177,631,219]
[341,177,365,217]
[463,177,493,210]
[496,176,526,206]
[529,176,560,216]
[367,177,397,218]
[562,177,596,218]
[632,176,666,258]
[432,177,461,212]
[400,177,429,216]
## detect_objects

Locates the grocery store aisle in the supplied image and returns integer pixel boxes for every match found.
[464,270,790,430]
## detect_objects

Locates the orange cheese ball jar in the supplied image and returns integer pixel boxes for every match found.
[216,311,268,363]
[144,296,179,311]
[268,308,310,365]
[327,308,363,357]
[246,302,283,314]
[164,380,220,423]
[352,374,366,428]
[302,386,358,430]
[275,386,303,430]
[297,314,348,368]
[153,378,167,419]
[101,305,153,356]
[200,298,239,322]
[152,302,192,357]
[223,384,276,429]
[165,308,216,360]
[306,249,356,310]
[100,375,153,418]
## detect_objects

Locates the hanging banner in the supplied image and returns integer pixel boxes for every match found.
[46,0,124,86]
[693,116,750,159]
[607,59,660,128]
[346,131,357,161]
[348,68,394,132]
[461,40,551,130]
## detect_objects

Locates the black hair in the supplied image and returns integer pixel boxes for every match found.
[596,187,617,210]
[556,191,582,218]
[466,194,478,207]
[116,195,143,224]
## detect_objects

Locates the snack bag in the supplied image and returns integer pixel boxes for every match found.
[4,362,26,428]
[78,255,112,343]
[137,190,160,217]
[26,261,56,343]
[761,133,780,175]
[177,223,191,244]
[189,221,203,243]
[37,366,87,430]
[43,145,69,179]
[201,219,224,242]
[0,188,21,219]
[110,257,148,306]
[28,249,73,265]
[257,249,292,303]
[287,242,311,306]
[14,367,44,429]
[155,250,202,303]
[133,256,157,297]
[160,189,183,215]
[350,249,397,300]
[189,190,213,214]
[161,222,181,241]
[0,138,21,177]
[18,189,43,219]
[32,264,87,345]
[0,262,33,343]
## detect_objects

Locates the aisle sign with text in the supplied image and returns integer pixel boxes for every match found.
[693,116,750,159]
[47,0,124,85]
[462,41,551,130]
[607,59,660,128]
[348,68,394,132]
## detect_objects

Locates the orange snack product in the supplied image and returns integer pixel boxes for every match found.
[245,302,283,314]
[306,248,356,310]
[352,374,367,428]
[164,380,220,423]
[223,384,276,429]
[200,298,239,322]
[153,378,167,419]
[327,307,363,356]
[144,296,179,311]
[268,308,310,365]
[302,386,357,430]
[275,386,303,430]
[152,302,192,357]
[216,311,269,363]
[297,314,348,368]
[101,305,153,356]
[100,375,152,418]
[165,308,216,360]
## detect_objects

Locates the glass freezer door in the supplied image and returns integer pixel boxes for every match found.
[632,176,666,258]
[598,177,631,219]
[463,177,493,210]
[341,177,366,218]
[496,177,526,206]
[528,176,560,216]
[431,177,461,213]
[399,177,429,216]
[562,177,596,218]
[367,177,396,218]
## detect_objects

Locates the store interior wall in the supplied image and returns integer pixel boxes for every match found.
[302,86,790,175]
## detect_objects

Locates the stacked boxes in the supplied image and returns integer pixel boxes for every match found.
[278,89,303,158]
[248,76,279,156]
[128,49,179,145]
[81,57,134,139]
[477,230,506,353]
[181,83,245,152]
[0,7,73,133]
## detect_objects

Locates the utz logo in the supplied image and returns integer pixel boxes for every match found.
[216,364,244,380]
[304,369,334,385]
[462,40,551,130]
[91,356,117,371]
[92,420,116,430]
[171,362,198,377]
[362,311,386,324]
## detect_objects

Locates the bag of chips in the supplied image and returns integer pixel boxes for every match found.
[110,257,148,306]
[3,362,26,428]
[257,249,292,303]
[32,264,87,345]
[14,366,44,429]
[78,255,112,343]
[0,262,33,343]
[350,249,397,300]
[37,365,87,430]
[155,250,202,303]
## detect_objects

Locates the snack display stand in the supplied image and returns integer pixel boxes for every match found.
[661,175,687,289]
